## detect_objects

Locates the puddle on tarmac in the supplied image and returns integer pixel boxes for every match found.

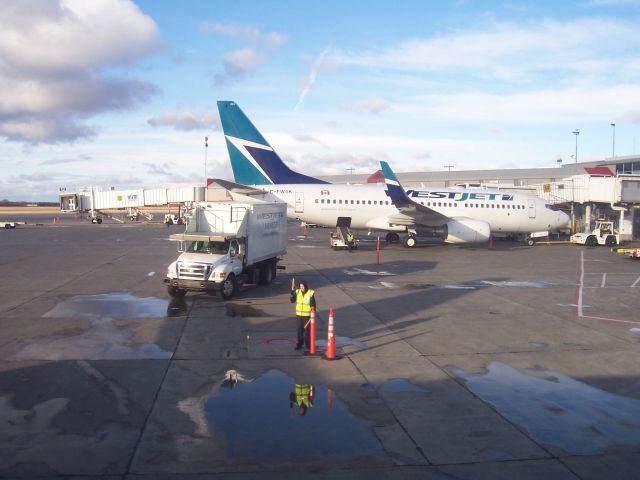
[10,293,172,361]
[451,362,640,454]
[178,369,382,461]
[225,303,272,318]
[528,341,548,348]
[379,378,426,393]
[167,298,189,317]
[43,292,168,319]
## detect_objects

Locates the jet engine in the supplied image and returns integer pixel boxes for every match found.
[444,219,491,244]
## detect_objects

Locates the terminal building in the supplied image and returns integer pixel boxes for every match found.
[322,155,640,241]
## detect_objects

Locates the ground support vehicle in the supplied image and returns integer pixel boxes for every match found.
[1,221,23,229]
[571,221,619,246]
[612,247,640,259]
[164,214,185,225]
[330,226,359,250]
[164,201,287,300]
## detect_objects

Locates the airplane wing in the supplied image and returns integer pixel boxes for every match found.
[380,161,450,226]
[210,178,270,197]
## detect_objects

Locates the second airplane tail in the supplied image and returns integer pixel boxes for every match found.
[217,101,327,185]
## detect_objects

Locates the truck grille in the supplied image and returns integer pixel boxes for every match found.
[177,262,210,281]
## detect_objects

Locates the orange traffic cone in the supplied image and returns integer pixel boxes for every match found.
[323,308,341,360]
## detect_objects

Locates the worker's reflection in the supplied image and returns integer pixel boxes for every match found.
[289,383,314,416]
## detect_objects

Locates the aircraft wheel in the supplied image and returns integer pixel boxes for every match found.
[526,237,535,246]
[403,235,417,248]
[386,232,400,243]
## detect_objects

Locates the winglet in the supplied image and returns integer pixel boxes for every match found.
[380,161,412,207]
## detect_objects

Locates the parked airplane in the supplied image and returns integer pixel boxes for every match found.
[216,101,570,247]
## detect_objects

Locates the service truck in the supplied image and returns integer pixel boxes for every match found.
[164,201,287,300]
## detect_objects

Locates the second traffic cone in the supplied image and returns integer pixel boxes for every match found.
[323,308,341,360]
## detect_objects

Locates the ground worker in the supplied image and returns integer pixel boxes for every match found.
[346,230,355,252]
[290,277,316,351]
[289,383,314,416]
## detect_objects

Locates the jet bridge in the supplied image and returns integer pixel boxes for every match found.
[59,186,204,223]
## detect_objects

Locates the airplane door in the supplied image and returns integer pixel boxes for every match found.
[295,192,304,213]
[528,199,536,219]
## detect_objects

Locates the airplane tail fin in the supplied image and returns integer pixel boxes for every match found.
[380,161,412,208]
[217,101,327,185]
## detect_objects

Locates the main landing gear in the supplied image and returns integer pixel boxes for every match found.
[402,235,417,248]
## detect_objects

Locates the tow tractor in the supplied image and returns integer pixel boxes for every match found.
[570,221,619,247]
[1,221,21,229]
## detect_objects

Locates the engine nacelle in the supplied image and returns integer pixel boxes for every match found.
[444,219,491,244]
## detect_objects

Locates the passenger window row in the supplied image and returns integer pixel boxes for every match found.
[418,201,525,209]
[315,199,391,205]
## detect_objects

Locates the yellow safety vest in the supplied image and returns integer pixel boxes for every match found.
[347,233,354,241]
[295,384,313,408]
[295,289,315,316]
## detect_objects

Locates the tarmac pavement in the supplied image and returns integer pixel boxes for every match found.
[0,218,639,479]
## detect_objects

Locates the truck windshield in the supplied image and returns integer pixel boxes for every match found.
[187,240,229,254]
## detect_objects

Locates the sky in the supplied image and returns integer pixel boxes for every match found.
[2,0,640,201]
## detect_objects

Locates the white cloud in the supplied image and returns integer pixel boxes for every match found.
[341,97,391,115]
[148,111,221,131]
[408,84,640,124]
[205,22,288,85]
[201,22,289,48]
[223,48,265,77]
[334,19,640,81]
[0,0,162,144]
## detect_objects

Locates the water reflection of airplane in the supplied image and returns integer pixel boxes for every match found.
[177,369,252,436]
[216,101,571,247]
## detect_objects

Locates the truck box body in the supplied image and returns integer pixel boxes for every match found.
[165,200,287,299]
[175,201,287,264]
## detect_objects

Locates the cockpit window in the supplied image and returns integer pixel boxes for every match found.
[188,240,229,254]
[545,203,561,211]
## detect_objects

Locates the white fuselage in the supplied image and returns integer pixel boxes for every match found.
[247,183,568,235]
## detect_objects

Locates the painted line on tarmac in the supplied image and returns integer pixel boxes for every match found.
[576,250,640,325]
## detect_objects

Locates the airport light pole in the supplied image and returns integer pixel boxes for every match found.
[610,123,616,158]
[204,136,208,186]
[572,129,580,163]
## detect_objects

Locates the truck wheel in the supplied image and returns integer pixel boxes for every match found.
[386,232,400,243]
[4,224,10,229]
[167,286,187,298]
[586,235,598,247]
[221,274,237,300]
[259,261,274,285]
[605,235,617,246]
